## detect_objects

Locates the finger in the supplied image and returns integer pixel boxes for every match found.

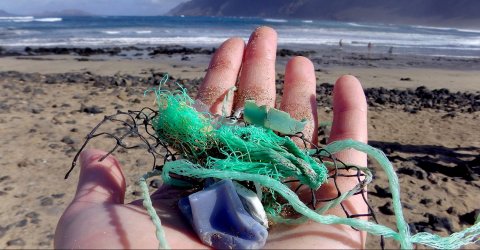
[234,26,277,109]
[329,75,368,165]
[320,75,368,217]
[73,149,126,204]
[197,37,245,115]
[280,56,318,146]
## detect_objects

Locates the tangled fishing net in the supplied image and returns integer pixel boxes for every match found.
[66,76,480,249]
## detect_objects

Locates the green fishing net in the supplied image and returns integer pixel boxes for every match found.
[151,86,328,191]
[68,76,480,249]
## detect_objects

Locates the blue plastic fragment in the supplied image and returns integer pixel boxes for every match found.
[178,179,268,249]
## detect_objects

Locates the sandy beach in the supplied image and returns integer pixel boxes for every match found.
[0,46,479,248]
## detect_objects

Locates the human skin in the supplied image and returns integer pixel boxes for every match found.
[55,26,368,249]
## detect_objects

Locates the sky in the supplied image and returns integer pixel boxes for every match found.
[0,0,190,16]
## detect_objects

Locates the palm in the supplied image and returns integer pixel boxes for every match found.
[56,27,368,249]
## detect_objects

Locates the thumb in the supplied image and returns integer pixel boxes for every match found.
[73,149,126,204]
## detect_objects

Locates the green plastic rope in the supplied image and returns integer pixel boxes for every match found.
[323,140,412,248]
[139,172,170,249]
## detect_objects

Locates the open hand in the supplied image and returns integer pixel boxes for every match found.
[55,26,368,249]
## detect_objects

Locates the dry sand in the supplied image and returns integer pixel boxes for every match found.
[0,51,479,249]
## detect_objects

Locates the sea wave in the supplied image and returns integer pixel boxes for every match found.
[413,25,480,34]
[0,16,34,22]
[346,22,381,29]
[0,16,62,23]
[0,36,229,47]
[136,30,152,34]
[263,18,288,23]
[103,31,121,35]
[35,18,62,22]
[302,20,313,23]
[0,16,34,21]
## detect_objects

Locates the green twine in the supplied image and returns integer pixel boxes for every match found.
[139,172,170,249]
[268,161,373,224]
[322,140,411,248]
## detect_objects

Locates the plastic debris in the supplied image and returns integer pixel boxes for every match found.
[233,181,269,228]
[178,179,268,249]
[244,100,307,135]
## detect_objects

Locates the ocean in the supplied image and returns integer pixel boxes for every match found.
[1,15,479,58]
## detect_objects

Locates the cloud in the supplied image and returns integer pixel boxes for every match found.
[0,0,189,15]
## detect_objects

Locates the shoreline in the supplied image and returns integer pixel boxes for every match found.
[1,45,479,70]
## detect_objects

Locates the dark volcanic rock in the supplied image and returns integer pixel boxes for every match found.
[420,185,432,191]
[15,219,27,227]
[371,184,391,198]
[148,45,215,56]
[409,212,455,234]
[459,209,480,225]
[426,213,454,233]
[80,104,104,114]
[61,136,75,145]
[0,225,10,239]
[379,201,395,215]
[0,175,11,183]
[446,206,457,215]
[52,193,65,199]
[6,238,25,246]
[277,48,315,57]
[17,159,32,168]
[40,197,54,206]
[26,211,40,224]
[420,198,434,206]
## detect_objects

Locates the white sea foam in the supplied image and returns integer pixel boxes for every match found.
[302,20,313,23]
[0,16,62,23]
[412,25,480,34]
[263,18,288,23]
[0,36,228,47]
[103,31,121,35]
[455,28,480,34]
[346,22,382,29]
[136,30,152,34]
[35,18,62,22]
[0,16,34,22]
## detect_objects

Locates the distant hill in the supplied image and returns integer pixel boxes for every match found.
[169,0,480,28]
[0,9,16,16]
[34,9,93,17]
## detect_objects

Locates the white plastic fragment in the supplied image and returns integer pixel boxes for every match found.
[233,181,269,228]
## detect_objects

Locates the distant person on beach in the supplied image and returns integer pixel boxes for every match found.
[388,46,394,55]
[339,39,343,48]
[368,42,372,52]
[55,26,368,249]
